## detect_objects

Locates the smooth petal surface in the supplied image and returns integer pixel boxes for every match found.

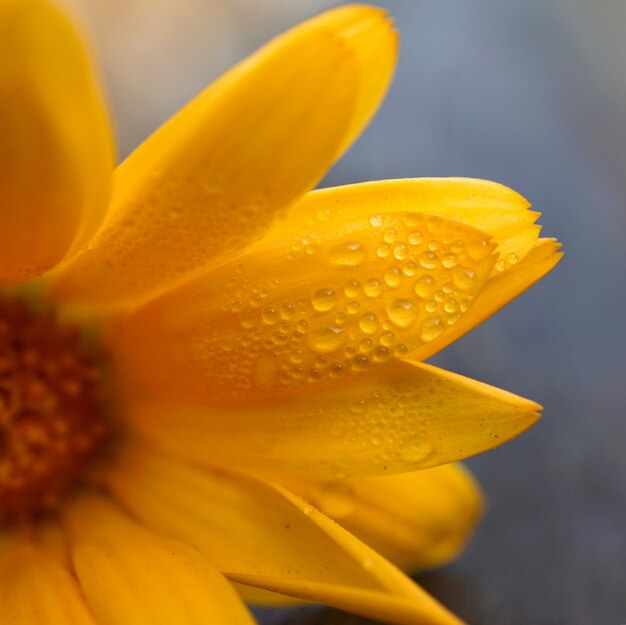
[109,209,496,400]
[0,0,113,279]
[51,5,397,309]
[0,531,97,625]
[120,359,539,479]
[64,494,257,625]
[103,441,463,625]
[411,238,563,360]
[285,463,484,573]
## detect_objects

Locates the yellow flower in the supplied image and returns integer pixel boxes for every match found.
[0,1,561,624]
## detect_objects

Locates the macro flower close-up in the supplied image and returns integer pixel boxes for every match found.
[0,1,563,624]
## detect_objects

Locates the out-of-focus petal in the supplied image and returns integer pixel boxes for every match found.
[119,359,540,479]
[51,6,397,310]
[64,494,257,625]
[411,238,563,360]
[285,463,484,572]
[0,530,97,625]
[102,441,463,625]
[109,209,496,400]
[0,0,113,279]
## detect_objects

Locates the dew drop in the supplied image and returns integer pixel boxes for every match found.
[386,299,418,329]
[291,349,304,363]
[328,241,367,268]
[369,214,383,227]
[453,268,476,290]
[347,301,361,315]
[394,343,408,356]
[442,254,457,269]
[467,240,492,261]
[372,345,390,362]
[379,330,395,347]
[418,251,438,269]
[280,303,295,320]
[239,310,256,329]
[383,266,402,288]
[364,278,383,298]
[451,239,465,253]
[507,252,519,265]
[376,243,390,258]
[408,231,422,246]
[420,317,445,342]
[383,228,398,244]
[359,338,374,353]
[312,288,337,312]
[352,354,369,371]
[309,325,345,353]
[393,242,409,261]
[400,441,434,463]
[402,262,417,277]
[344,279,361,298]
[261,307,279,325]
[358,313,379,335]
[443,298,459,314]
[414,275,435,299]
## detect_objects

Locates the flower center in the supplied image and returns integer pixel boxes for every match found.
[0,297,107,525]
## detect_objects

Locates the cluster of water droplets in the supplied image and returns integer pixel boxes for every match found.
[198,210,493,394]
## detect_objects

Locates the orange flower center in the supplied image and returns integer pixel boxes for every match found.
[0,297,107,525]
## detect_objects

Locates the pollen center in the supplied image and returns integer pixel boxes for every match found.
[0,298,106,524]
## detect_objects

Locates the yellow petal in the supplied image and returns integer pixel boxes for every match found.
[51,6,397,310]
[64,494,257,625]
[0,0,114,279]
[411,238,563,360]
[121,359,539,479]
[109,209,496,400]
[291,178,541,275]
[103,441,463,625]
[284,463,484,573]
[0,530,97,625]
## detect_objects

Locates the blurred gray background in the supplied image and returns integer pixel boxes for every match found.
[61,1,626,623]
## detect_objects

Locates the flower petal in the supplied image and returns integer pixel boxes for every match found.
[284,463,484,573]
[64,494,257,625]
[109,209,496,400]
[51,6,397,309]
[120,359,539,479]
[0,0,113,279]
[291,178,541,274]
[0,531,97,625]
[103,441,464,625]
[411,238,563,360]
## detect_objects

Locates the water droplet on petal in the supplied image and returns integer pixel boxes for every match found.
[359,313,379,335]
[418,251,438,269]
[312,288,337,312]
[420,317,444,342]
[369,214,383,227]
[328,241,367,268]
[364,278,383,298]
[453,268,476,290]
[309,325,345,353]
[386,299,418,329]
